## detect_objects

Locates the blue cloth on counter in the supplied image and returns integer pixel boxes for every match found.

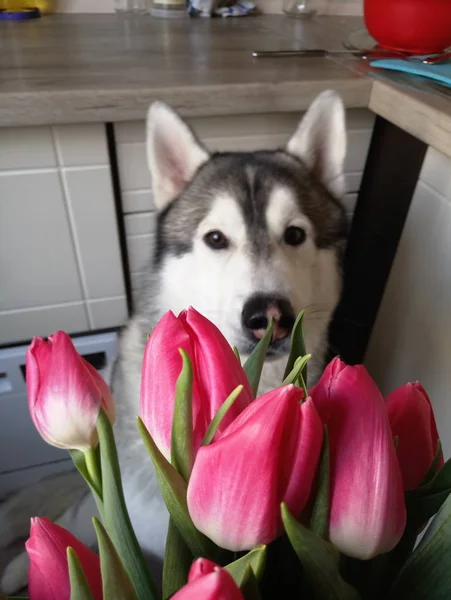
[370,57,451,88]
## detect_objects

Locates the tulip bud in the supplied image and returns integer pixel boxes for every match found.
[172,558,244,600]
[140,307,254,461]
[187,385,323,551]
[386,382,444,490]
[26,517,102,600]
[26,331,115,452]
[310,358,406,559]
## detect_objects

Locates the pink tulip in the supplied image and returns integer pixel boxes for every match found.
[187,385,323,551]
[27,331,115,452]
[140,307,254,460]
[310,358,406,559]
[26,517,102,600]
[172,559,244,600]
[386,382,444,490]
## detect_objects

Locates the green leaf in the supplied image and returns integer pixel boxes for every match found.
[421,440,443,486]
[97,410,158,600]
[67,547,95,600]
[283,310,307,382]
[387,493,451,599]
[163,519,193,600]
[240,565,262,600]
[406,456,451,529]
[171,349,194,481]
[93,517,139,600]
[310,427,330,539]
[281,354,311,386]
[137,416,217,559]
[281,503,361,600]
[69,449,104,517]
[202,385,243,446]
[225,545,267,586]
[243,318,274,396]
[233,346,241,363]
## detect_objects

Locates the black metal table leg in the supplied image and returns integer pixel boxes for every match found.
[329,116,428,365]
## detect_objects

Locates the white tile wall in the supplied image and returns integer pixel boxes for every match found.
[0,124,128,345]
[53,123,109,166]
[115,108,375,306]
[0,127,56,170]
[0,171,84,310]
[365,147,451,458]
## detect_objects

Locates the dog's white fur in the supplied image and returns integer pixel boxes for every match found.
[0,90,346,595]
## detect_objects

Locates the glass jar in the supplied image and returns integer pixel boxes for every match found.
[115,0,150,12]
[151,0,187,18]
[283,0,316,19]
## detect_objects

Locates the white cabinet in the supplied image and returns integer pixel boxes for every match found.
[0,124,128,346]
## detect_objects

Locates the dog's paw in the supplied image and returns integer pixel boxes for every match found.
[1,551,29,596]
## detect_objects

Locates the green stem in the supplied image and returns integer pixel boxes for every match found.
[85,447,102,498]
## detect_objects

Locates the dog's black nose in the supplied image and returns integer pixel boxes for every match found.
[242,294,296,342]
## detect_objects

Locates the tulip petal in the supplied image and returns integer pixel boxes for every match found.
[184,307,254,436]
[386,382,444,490]
[27,332,114,452]
[140,308,254,461]
[172,560,244,600]
[140,311,196,460]
[26,517,102,600]
[187,386,322,551]
[311,358,406,559]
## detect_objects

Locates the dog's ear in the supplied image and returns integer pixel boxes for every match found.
[286,90,346,198]
[146,103,209,210]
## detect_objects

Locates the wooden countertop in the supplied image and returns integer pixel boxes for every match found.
[0,14,451,158]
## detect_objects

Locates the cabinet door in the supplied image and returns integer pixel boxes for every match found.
[0,124,128,345]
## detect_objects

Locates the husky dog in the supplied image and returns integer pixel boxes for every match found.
[0,90,347,594]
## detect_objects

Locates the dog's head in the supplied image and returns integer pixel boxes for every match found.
[146,91,347,359]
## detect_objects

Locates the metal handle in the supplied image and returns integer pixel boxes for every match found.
[251,49,329,58]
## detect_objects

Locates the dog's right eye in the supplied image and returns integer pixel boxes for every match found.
[204,230,229,250]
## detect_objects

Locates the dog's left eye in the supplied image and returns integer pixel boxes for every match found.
[204,230,229,250]
[284,226,307,246]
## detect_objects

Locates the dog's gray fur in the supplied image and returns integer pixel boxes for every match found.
[1,90,348,594]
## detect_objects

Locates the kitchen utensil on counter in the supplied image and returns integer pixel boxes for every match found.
[424,51,451,64]
[252,48,451,64]
[252,49,410,60]
[364,0,451,54]
[283,0,316,19]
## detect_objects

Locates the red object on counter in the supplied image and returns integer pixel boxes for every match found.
[364,0,451,54]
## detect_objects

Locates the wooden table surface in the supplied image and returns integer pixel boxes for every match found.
[0,14,450,159]
[0,14,371,125]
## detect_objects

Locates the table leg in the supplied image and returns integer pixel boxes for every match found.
[328,116,427,365]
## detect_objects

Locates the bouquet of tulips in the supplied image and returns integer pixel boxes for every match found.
[7,307,451,600]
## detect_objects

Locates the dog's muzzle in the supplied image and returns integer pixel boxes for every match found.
[241,293,295,344]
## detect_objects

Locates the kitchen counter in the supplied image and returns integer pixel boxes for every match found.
[1,14,451,159]
[0,15,372,125]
